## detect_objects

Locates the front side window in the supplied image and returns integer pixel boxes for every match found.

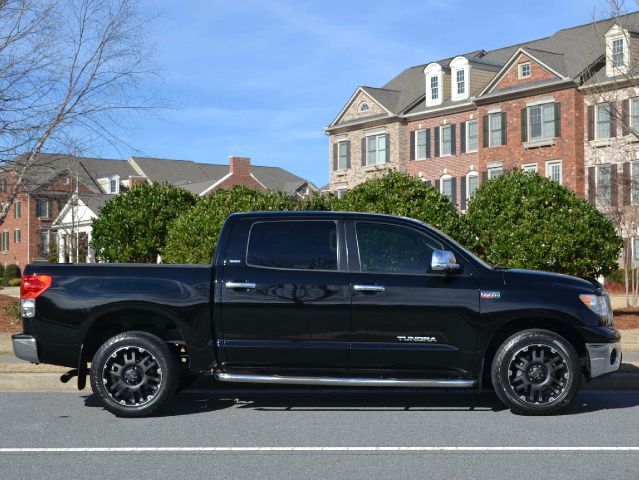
[416,129,428,159]
[1,231,8,251]
[441,176,453,201]
[520,63,531,78]
[522,163,538,173]
[597,164,612,207]
[489,113,502,146]
[634,238,639,267]
[0,178,6,194]
[630,98,639,134]
[356,222,443,274]
[36,198,50,218]
[14,229,20,244]
[366,134,387,165]
[337,141,348,170]
[247,221,337,270]
[467,173,478,200]
[456,69,465,95]
[528,103,555,140]
[336,188,347,199]
[440,125,452,156]
[546,160,562,184]
[39,230,49,256]
[466,120,478,152]
[612,38,624,68]
[488,167,503,180]
[430,75,439,101]
[14,201,21,219]
[597,103,612,139]
[632,162,639,204]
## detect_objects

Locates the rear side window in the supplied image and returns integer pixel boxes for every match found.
[247,221,338,270]
[356,222,442,274]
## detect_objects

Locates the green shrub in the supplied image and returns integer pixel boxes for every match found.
[3,300,20,326]
[7,278,21,287]
[465,170,622,278]
[91,182,198,263]
[2,264,21,286]
[0,264,5,280]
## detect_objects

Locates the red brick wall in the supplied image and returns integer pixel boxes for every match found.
[405,109,480,208]
[478,87,585,196]
[205,157,267,194]
[495,54,559,91]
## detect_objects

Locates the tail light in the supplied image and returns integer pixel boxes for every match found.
[20,274,52,299]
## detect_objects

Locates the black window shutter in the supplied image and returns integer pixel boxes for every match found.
[501,112,507,145]
[588,166,596,204]
[460,122,466,153]
[434,127,440,157]
[623,161,631,205]
[346,140,351,169]
[385,134,390,163]
[554,103,561,137]
[622,99,630,136]
[450,177,457,205]
[424,179,432,187]
[425,128,431,158]
[611,165,618,206]
[332,143,338,171]
[521,108,528,143]
[482,115,489,147]
[435,179,440,191]
[587,106,594,141]
[361,138,367,166]
[451,124,457,155]
[410,131,415,160]
[610,105,617,138]
[460,176,467,210]
[482,171,488,184]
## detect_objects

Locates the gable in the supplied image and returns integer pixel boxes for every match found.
[337,90,387,125]
[490,53,561,92]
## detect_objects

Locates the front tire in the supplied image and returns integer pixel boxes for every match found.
[90,331,179,417]
[491,329,581,415]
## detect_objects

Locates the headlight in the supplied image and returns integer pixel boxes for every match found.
[579,294,613,326]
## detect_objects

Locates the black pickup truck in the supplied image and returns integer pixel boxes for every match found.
[12,211,621,417]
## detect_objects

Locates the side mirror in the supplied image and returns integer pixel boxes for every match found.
[431,250,461,273]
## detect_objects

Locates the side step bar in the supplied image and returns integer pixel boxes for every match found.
[215,372,476,388]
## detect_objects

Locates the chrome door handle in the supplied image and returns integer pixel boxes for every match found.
[225,281,256,289]
[353,284,385,292]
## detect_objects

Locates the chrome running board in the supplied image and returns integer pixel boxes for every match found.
[214,372,476,388]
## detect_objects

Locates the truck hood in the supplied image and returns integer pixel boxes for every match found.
[501,268,602,294]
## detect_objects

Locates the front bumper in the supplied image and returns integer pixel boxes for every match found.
[586,341,621,378]
[12,334,40,364]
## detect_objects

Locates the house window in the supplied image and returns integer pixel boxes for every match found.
[39,230,49,256]
[596,164,612,207]
[456,69,465,95]
[36,198,50,219]
[466,172,479,200]
[1,231,8,252]
[546,160,562,184]
[632,162,639,204]
[14,201,21,219]
[14,229,20,244]
[612,38,624,68]
[519,63,531,78]
[430,75,439,101]
[522,163,538,173]
[337,141,348,170]
[0,178,6,194]
[440,176,454,202]
[489,113,503,147]
[416,129,428,159]
[359,102,369,112]
[596,103,612,139]
[488,166,503,180]
[336,188,347,199]
[440,125,452,156]
[634,238,639,267]
[466,120,478,152]
[366,134,387,165]
[528,103,555,140]
[630,98,639,134]
[110,178,117,193]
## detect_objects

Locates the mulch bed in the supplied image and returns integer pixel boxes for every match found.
[0,294,20,333]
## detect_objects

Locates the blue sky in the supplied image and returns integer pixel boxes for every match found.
[103,0,604,187]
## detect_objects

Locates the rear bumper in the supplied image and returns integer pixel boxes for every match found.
[12,334,40,364]
[586,341,621,378]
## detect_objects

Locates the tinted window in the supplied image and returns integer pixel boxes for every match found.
[356,222,442,274]
[247,221,337,270]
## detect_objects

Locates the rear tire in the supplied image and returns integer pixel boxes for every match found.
[90,331,179,417]
[491,329,580,415]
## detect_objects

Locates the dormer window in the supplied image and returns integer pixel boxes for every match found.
[456,69,465,95]
[430,76,439,101]
[424,63,443,107]
[612,38,624,68]
[605,24,629,76]
[449,56,469,102]
[108,175,120,194]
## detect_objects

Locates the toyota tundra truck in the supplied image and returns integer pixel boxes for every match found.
[12,211,621,416]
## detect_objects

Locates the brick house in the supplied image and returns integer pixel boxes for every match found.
[0,154,316,266]
[325,13,639,227]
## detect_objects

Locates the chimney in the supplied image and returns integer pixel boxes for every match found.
[128,175,147,188]
[229,156,251,177]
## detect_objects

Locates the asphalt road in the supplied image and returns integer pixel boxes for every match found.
[0,388,638,479]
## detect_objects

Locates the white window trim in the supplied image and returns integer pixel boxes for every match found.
[607,34,629,76]
[359,102,370,112]
[366,134,387,166]
[595,163,612,208]
[488,166,503,180]
[337,141,349,170]
[466,171,479,200]
[440,174,453,199]
[545,160,562,184]
[631,160,639,205]
[488,113,502,147]
[424,63,443,107]
[440,125,452,157]
[519,62,531,79]
[466,120,478,152]
[527,103,556,141]
[522,163,538,173]
[36,199,50,219]
[415,129,428,160]
[595,103,612,140]
[450,56,469,102]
